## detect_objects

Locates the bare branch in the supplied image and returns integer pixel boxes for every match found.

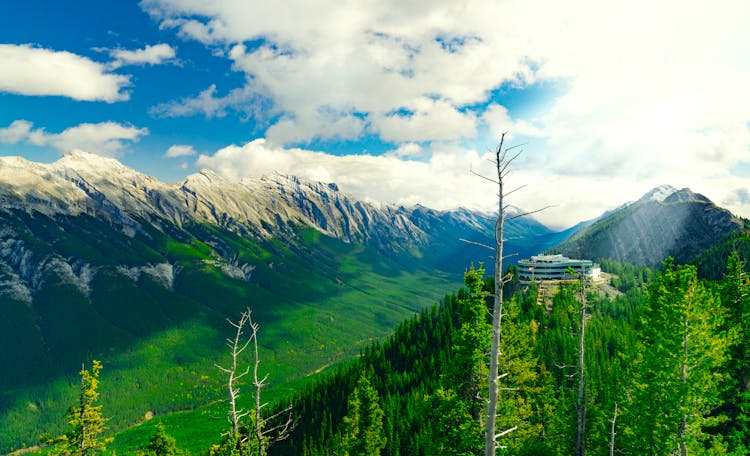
[470,167,500,185]
[495,426,519,439]
[507,205,557,221]
[505,142,528,152]
[503,184,528,198]
[499,149,523,175]
[460,238,496,251]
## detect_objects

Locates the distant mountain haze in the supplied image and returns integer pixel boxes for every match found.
[556,184,747,265]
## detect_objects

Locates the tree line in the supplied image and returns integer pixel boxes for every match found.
[41,250,749,455]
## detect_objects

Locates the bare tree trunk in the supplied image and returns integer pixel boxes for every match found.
[609,402,617,456]
[217,310,252,438]
[485,134,507,456]
[575,276,588,456]
[249,312,268,456]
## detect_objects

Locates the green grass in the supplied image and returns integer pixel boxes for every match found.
[0,213,462,453]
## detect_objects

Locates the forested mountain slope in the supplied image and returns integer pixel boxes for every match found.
[262,257,748,455]
[557,185,747,265]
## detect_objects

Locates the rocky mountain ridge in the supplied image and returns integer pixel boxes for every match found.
[557,185,746,265]
[0,151,524,304]
[0,151,435,250]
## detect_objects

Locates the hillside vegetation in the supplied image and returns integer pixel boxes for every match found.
[22,252,749,456]
[0,213,460,452]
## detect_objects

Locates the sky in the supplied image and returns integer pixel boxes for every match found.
[1,0,749,229]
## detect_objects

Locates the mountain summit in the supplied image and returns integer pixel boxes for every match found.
[557,185,745,265]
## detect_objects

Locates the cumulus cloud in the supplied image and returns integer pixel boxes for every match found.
[141,0,527,144]
[0,120,147,156]
[481,104,544,140]
[164,144,196,158]
[0,120,33,144]
[0,44,130,102]
[372,99,478,143]
[108,43,177,69]
[196,138,497,211]
[143,0,750,225]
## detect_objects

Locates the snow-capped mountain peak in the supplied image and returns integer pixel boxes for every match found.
[639,184,678,203]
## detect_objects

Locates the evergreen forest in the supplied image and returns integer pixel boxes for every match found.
[22,253,750,455]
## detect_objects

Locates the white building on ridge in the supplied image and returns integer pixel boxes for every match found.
[518,254,601,282]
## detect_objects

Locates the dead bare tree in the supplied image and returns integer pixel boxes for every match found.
[218,308,293,456]
[217,310,253,439]
[466,133,551,455]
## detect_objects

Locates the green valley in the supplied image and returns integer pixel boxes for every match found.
[0,209,463,452]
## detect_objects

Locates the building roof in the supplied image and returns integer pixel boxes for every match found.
[519,254,591,265]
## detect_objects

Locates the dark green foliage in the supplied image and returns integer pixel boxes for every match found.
[624,260,730,454]
[599,259,653,291]
[694,231,750,280]
[719,252,750,453]
[140,422,188,456]
[269,293,463,455]
[443,266,490,421]
[339,374,386,455]
[420,388,482,456]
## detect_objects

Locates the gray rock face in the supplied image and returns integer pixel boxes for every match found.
[559,186,745,265]
[0,152,433,253]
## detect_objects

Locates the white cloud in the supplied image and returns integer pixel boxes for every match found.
[109,43,176,69]
[387,143,425,159]
[165,144,196,158]
[141,0,527,143]
[0,120,33,144]
[266,109,365,144]
[0,44,130,102]
[196,138,496,211]
[372,99,478,143]
[144,0,750,226]
[0,120,147,156]
[150,83,269,119]
[481,104,543,140]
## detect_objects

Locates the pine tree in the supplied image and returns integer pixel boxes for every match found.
[720,251,750,453]
[60,360,112,456]
[340,374,386,456]
[142,422,186,456]
[444,265,491,421]
[626,260,730,455]
[421,388,482,456]
[494,294,552,453]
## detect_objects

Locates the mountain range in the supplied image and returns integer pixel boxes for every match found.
[1,152,748,450]
[0,151,560,450]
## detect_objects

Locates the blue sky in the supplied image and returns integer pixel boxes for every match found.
[1,0,749,227]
